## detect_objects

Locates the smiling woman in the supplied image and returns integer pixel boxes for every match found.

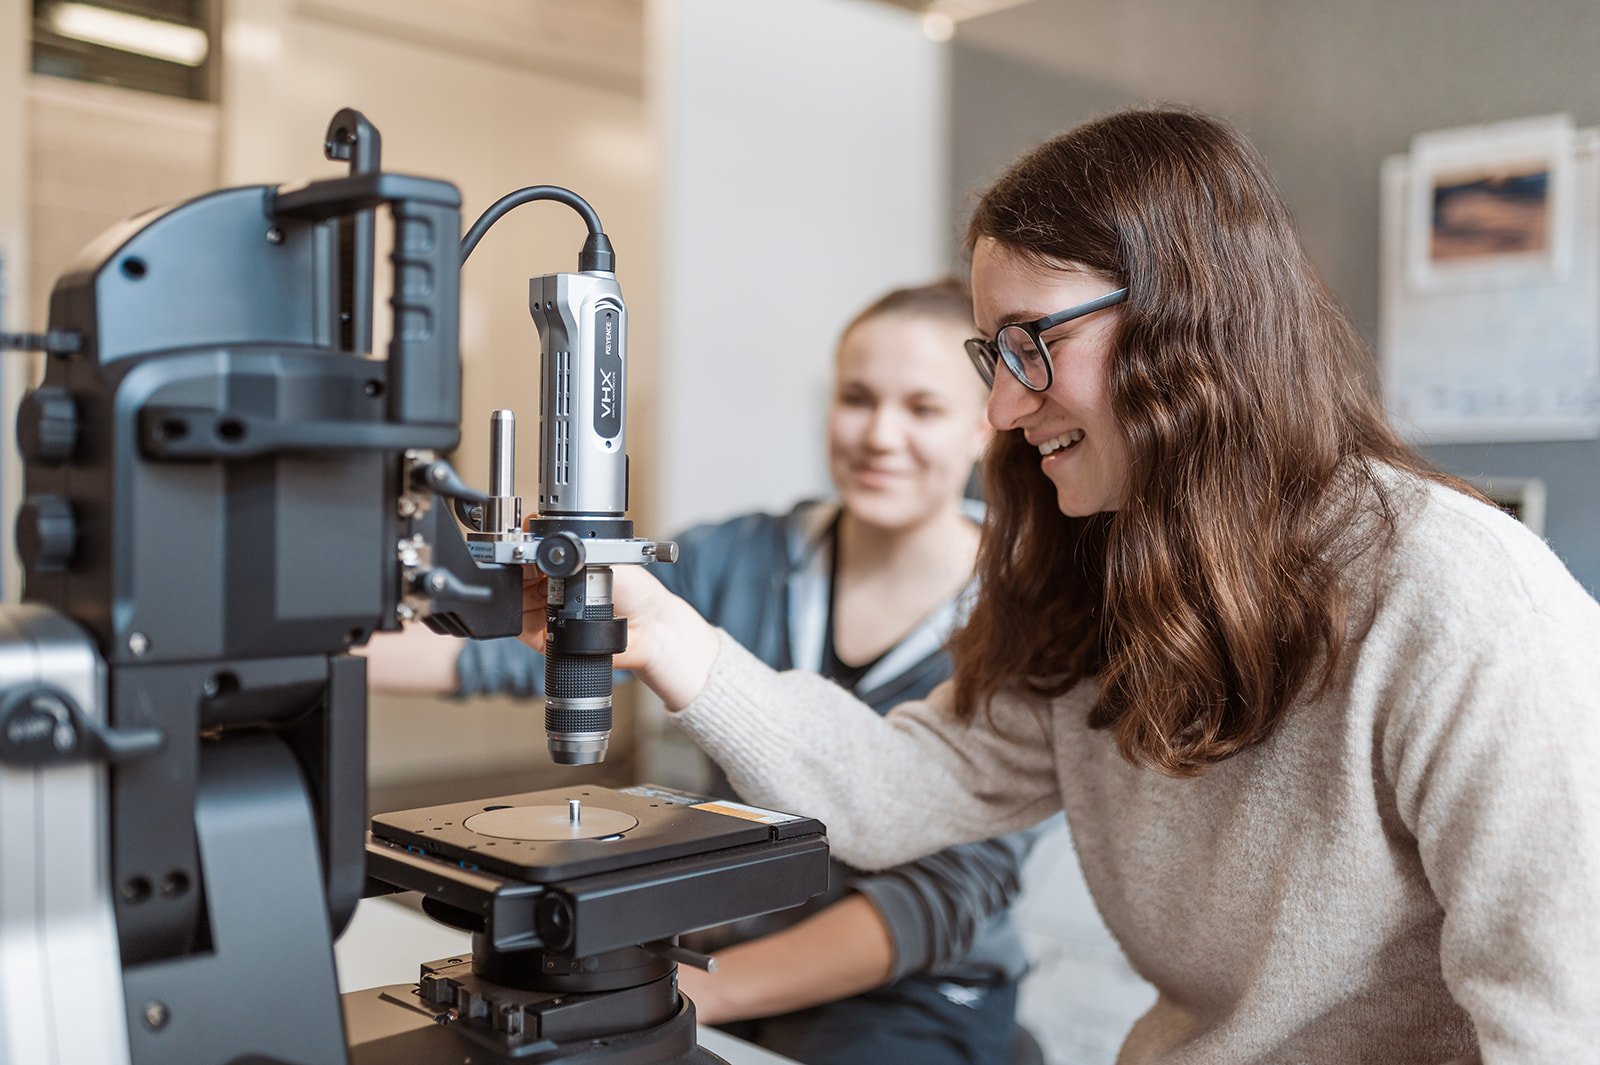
[533,107,1600,1065]
[950,111,1458,776]
[969,248,1131,518]
[830,307,989,533]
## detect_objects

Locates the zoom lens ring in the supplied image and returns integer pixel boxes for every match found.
[545,703,612,734]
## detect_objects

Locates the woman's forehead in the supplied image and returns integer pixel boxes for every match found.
[972,242,1107,327]
[835,316,985,398]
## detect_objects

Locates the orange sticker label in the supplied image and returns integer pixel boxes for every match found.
[691,800,799,825]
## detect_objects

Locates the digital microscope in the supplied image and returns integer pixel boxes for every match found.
[0,109,828,1065]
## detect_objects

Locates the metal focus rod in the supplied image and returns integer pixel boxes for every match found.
[489,410,515,498]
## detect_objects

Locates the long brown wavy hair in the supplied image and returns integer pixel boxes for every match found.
[950,108,1477,775]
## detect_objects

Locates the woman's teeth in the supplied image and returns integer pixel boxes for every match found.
[1038,430,1085,456]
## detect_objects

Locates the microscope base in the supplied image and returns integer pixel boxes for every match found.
[344,984,728,1064]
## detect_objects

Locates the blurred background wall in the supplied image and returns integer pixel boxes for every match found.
[652,0,948,533]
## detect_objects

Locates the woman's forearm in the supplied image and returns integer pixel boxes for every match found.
[678,894,894,1025]
[675,636,1066,871]
[357,622,461,695]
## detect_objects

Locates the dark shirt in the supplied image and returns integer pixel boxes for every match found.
[820,517,891,692]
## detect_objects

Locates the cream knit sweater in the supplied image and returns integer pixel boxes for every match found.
[675,474,1600,1063]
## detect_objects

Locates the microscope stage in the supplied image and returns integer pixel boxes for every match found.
[370,784,822,882]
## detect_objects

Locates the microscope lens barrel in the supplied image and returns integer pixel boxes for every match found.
[543,567,623,765]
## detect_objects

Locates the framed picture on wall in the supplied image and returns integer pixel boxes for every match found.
[1380,121,1600,443]
[1405,114,1575,293]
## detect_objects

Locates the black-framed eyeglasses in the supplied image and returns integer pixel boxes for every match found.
[964,287,1129,392]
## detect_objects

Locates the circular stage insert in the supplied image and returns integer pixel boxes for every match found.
[463,804,639,842]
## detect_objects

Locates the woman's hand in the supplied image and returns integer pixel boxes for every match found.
[671,895,896,1025]
[675,963,733,1026]
[356,621,463,695]
[520,563,721,711]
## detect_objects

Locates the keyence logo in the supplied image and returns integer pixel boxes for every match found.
[600,317,617,421]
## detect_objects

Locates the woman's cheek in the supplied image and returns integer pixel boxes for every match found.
[831,409,868,450]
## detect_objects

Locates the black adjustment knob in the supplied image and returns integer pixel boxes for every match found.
[535,894,576,952]
[16,388,79,464]
[534,532,586,579]
[17,496,77,573]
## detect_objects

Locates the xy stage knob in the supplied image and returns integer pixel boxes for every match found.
[16,495,77,572]
[16,387,78,464]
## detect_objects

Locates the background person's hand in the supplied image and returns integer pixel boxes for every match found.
[675,964,733,1026]
[520,562,719,710]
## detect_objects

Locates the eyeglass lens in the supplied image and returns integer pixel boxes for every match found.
[997,324,1050,389]
[965,339,998,387]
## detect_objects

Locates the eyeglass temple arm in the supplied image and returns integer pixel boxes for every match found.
[1036,287,1129,331]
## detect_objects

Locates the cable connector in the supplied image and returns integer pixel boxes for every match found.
[579,232,615,274]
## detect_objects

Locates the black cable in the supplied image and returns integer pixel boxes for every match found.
[458,186,614,272]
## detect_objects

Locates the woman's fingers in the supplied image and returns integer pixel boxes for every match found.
[517,563,715,709]
[520,567,549,653]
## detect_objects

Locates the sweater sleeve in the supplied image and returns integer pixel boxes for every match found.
[850,821,1047,981]
[1383,609,1600,1060]
[675,631,1066,871]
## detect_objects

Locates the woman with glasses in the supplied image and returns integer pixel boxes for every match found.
[370,279,1042,1065]
[523,108,1600,1062]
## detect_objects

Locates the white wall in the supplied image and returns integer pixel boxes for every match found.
[220,0,656,498]
[28,77,220,326]
[648,0,950,533]
[0,0,27,603]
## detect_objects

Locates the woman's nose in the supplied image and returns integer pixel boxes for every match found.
[865,407,901,448]
[986,369,1041,431]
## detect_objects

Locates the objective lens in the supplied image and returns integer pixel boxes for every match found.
[544,637,611,765]
[543,568,622,765]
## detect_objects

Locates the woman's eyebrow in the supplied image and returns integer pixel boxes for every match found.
[982,307,1054,331]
